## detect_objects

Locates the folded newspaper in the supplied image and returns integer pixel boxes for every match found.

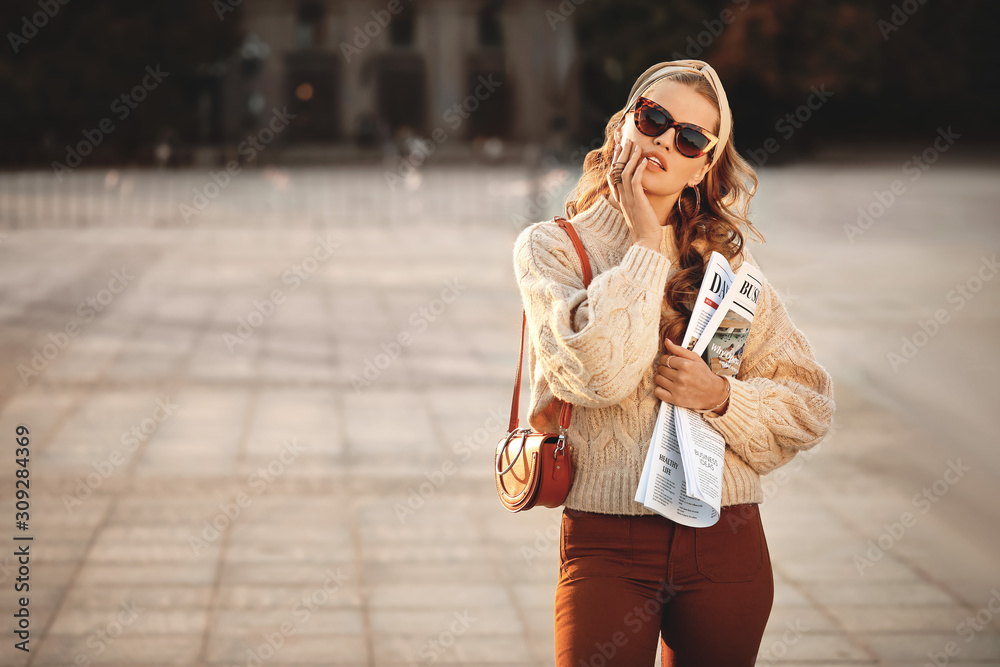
[635,251,765,526]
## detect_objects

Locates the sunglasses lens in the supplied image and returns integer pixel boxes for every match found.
[636,104,668,136]
[676,128,710,157]
[635,98,713,158]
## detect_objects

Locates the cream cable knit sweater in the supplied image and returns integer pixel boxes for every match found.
[512,193,836,515]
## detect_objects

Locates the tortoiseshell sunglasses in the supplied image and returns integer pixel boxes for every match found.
[632,95,719,159]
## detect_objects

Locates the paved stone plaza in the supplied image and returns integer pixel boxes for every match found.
[0,160,998,666]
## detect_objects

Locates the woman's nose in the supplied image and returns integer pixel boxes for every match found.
[655,128,676,152]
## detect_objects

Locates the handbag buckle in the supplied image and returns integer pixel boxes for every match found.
[555,426,567,458]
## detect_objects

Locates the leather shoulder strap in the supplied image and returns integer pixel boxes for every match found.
[507,217,594,433]
[552,216,593,285]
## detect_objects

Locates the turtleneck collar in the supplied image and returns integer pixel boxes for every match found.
[571,192,679,257]
[570,192,631,250]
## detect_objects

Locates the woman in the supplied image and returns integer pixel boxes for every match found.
[512,59,835,665]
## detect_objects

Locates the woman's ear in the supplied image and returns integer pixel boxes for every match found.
[691,162,711,187]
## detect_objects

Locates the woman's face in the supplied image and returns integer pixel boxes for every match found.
[617,79,719,196]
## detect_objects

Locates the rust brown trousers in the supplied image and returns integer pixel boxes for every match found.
[554,503,774,666]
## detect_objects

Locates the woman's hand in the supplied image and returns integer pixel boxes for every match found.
[654,338,729,413]
[606,136,667,250]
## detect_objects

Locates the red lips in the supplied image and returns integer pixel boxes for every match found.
[641,151,668,172]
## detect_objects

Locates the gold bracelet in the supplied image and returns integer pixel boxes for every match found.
[695,376,731,415]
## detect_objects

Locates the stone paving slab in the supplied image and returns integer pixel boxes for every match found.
[1,164,999,666]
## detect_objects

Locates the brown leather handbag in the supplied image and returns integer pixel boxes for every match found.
[495,216,593,512]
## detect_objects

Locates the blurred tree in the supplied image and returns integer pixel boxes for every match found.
[0,0,242,166]
[571,0,998,159]
[1,0,996,166]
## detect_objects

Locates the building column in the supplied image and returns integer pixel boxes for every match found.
[419,0,476,140]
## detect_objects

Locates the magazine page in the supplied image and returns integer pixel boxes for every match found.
[634,402,662,501]
[637,252,735,510]
[692,261,765,360]
[676,260,765,497]
[673,405,726,515]
[636,257,766,526]
[634,399,719,527]
[681,251,735,351]
[671,251,737,500]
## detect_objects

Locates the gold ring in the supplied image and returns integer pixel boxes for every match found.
[666,356,675,370]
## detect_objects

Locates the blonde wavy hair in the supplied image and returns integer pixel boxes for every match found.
[565,71,766,349]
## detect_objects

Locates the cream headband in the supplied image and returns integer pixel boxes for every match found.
[623,59,731,171]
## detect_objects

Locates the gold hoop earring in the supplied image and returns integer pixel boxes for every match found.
[676,184,701,218]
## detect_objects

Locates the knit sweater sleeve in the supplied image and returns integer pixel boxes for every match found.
[513,222,671,409]
[702,269,836,475]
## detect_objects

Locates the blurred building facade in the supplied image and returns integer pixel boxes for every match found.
[219,0,581,154]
